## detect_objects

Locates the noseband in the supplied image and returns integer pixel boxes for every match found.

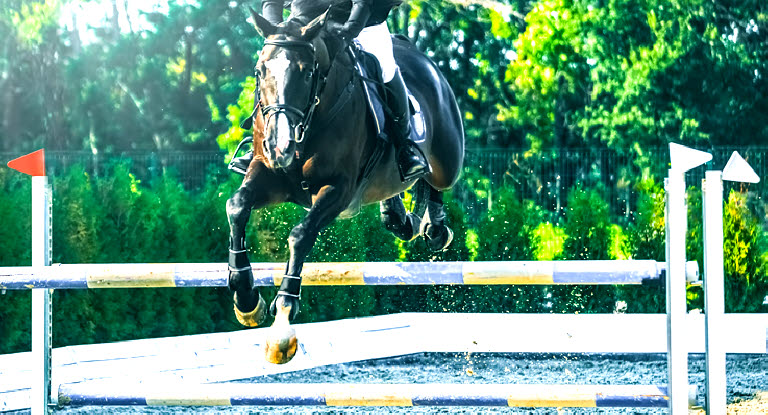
[258,38,325,145]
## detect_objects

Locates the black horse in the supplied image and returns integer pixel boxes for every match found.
[227,10,464,364]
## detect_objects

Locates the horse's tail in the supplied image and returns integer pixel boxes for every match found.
[411,179,430,219]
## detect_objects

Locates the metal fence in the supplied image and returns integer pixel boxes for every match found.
[3,147,766,225]
[21,151,228,190]
[458,147,768,224]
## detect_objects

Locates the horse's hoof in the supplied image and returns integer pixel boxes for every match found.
[423,223,454,252]
[234,293,267,327]
[264,298,297,364]
[264,326,298,364]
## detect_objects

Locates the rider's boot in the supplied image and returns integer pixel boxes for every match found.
[385,68,430,182]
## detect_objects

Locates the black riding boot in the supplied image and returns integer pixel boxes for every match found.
[386,68,430,182]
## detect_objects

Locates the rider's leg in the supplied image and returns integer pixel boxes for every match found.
[385,67,430,181]
[356,23,430,182]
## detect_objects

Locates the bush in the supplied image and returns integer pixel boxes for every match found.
[0,168,32,353]
[722,191,768,312]
[623,179,666,313]
[552,186,617,313]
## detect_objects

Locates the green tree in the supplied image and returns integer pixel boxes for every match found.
[552,185,617,313]
[722,191,768,312]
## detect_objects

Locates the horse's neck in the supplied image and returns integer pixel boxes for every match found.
[317,48,356,114]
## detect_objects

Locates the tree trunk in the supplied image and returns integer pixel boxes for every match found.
[1,40,18,152]
[88,113,101,177]
[110,0,121,39]
[180,31,193,99]
[70,12,82,55]
[122,0,134,35]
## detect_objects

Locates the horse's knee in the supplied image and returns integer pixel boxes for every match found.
[226,193,249,225]
[288,224,316,256]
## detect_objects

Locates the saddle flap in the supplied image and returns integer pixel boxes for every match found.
[352,46,426,144]
[353,47,387,136]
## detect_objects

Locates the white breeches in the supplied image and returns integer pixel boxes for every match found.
[355,22,397,82]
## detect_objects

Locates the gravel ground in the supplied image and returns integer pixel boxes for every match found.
[53,352,768,414]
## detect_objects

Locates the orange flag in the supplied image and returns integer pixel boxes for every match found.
[7,149,46,176]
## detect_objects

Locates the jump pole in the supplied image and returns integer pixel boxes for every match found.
[702,152,760,414]
[7,149,53,415]
[57,383,698,408]
[0,260,700,289]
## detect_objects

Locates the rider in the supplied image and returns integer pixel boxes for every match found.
[235,0,429,182]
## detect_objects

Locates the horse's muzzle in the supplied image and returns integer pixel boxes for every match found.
[269,140,296,169]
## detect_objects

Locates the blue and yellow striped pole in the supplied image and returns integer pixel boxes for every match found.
[58,383,696,408]
[0,260,699,290]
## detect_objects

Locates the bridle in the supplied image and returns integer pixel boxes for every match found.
[257,38,325,148]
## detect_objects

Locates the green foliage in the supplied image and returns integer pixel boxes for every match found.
[0,169,31,266]
[475,187,540,261]
[722,191,768,312]
[562,185,612,260]
[532,222,566,260]
[552,185,618,313]
[623,178,666,313]
[217,76,257,157]
[628,179,666,261]
[0,167,32,353]
[608,224,631,260]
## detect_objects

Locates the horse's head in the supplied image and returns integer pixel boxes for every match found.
[249,9,330,170]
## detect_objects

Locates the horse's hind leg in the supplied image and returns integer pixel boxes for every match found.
[380,194,420,241]
[421,187,454,251]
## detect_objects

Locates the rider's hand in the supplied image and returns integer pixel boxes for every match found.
[328,22,352,42]
[328,21,360,42]
[337,22,356,40]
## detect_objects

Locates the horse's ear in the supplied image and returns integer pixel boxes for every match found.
[249,7,277,37]
[300,10,328,40]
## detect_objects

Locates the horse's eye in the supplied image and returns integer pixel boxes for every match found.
[306,71,313,82]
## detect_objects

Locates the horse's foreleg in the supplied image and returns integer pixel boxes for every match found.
[265,180,349,364]
[226,186,267,327]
